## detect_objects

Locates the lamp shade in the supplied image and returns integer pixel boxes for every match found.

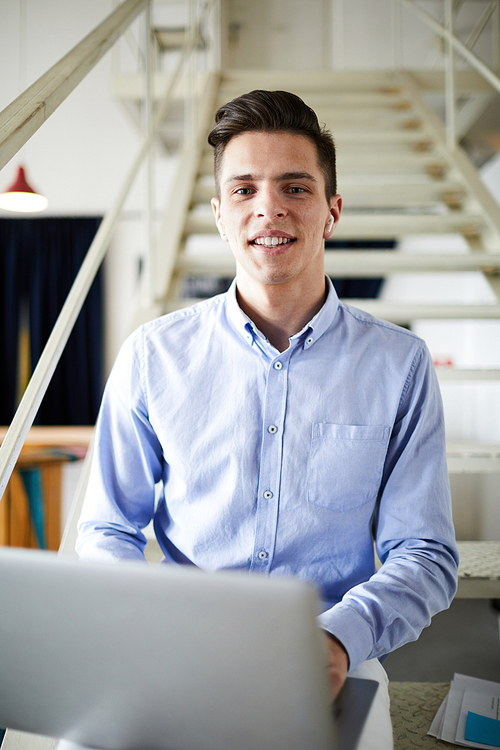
[0,165,48,213]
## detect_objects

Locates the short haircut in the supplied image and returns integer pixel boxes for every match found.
[208,90,337,200]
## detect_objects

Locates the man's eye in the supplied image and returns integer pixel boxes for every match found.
[235,188,253,195]
[288,186,305,194]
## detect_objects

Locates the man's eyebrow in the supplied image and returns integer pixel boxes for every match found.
[279,171,317,182]
[224,174,255,185]
[224,171,317,185]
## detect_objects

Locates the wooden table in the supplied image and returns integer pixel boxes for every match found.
[0,427,93,551]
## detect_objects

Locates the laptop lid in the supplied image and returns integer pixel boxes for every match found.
[0,547,341,750]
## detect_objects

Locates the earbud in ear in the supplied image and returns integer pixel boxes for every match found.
[327,216,334,233]
[217,221,226,238]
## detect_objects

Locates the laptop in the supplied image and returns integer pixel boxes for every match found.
[0,547,377,750]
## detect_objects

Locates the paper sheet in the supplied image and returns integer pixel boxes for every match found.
[427,674,500,747]
[456,690,500,748]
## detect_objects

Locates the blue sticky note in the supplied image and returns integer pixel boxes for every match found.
[465,711,500,747]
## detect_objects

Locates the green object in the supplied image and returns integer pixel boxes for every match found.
[19,468,45,550]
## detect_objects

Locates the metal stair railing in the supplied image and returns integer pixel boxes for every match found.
[395,0,500,149]
[0,0,220,506]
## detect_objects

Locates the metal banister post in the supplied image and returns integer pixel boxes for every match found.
[444,0,456,149]
[142,0,154,309]
[392,0,403,71]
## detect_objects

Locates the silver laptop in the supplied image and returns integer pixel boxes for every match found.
[0,547,376,750]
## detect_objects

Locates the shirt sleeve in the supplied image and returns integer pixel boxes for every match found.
[318,342,459,671]
[76,328,164,563]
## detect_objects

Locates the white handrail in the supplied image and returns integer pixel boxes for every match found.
[0,2,214,500]
[0,0,148,172]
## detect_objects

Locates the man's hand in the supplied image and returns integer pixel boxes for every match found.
[324,632,349,700]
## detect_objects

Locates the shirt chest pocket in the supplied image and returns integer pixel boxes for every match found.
[307,423,390,511]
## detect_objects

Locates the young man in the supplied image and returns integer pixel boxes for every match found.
[77,90,458,743]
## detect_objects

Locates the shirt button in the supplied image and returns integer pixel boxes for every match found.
[268,425,278,434]
[263,490,273,499]
[274,361,282,370]
[258,550,268,560]
[306,337,313,345]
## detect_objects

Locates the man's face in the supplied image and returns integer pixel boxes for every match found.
[212,131,341,291]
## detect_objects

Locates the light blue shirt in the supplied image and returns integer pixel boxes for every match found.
[77,278,458,671]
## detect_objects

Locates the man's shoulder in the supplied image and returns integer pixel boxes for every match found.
[133,293,228,341]
[338,299,424,349]
[114,294,229,370]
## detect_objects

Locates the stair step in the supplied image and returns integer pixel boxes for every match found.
[342,301,500,323]
[323,128,430,144]
[336,152,447,173]
[447,441,500,473]
[436,368,500,381]
[315,110,423,129]
[216,93,411,113]
[177,251,500,277]
[185,210,485,239]
[456,541,500,598]
[334,141,435,154]
[218,69,398,94]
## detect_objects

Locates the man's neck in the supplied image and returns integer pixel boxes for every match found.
[236,276,328,353]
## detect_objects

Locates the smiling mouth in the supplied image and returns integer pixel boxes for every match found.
[252,236,295,247]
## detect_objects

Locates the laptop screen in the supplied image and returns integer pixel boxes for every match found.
[0,548,340,750]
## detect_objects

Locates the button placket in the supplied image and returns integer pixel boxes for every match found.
[252,353,289,571]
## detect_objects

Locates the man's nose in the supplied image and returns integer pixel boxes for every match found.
[255,187,287,219]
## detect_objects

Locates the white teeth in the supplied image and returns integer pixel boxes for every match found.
[254,237,292,246]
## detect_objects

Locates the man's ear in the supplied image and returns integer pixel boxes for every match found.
[212,198,227,240]
[324,194,343,239]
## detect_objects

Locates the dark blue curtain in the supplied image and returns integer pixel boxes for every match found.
[0,217,103,426]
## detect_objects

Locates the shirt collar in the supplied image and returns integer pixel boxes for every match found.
[225,277,339,350]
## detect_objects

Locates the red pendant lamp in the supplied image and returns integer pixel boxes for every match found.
[0,165,48,213]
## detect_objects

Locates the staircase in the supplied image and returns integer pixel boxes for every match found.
[112,65,500,596]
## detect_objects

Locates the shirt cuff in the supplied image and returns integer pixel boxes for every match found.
[317,601,375,672]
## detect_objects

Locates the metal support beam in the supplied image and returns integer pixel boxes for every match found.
[398,0,500,96]
[465,1,496,52]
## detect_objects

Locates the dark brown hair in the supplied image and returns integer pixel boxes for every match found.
[208,89,337,200]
